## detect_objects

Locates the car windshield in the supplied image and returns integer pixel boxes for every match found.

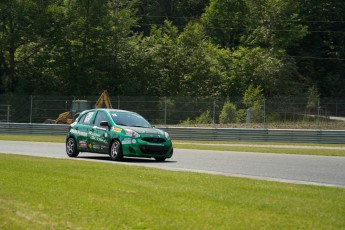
[110,111,152,128]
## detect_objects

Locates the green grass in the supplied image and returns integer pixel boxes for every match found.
[173,143,345,156]
[0,134,65,143]
[173,140,345,147]
[0,154,344,229]
[1,134,345,156]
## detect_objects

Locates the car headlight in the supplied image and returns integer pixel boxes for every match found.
[125,129,140,138]
[164,132,170,140]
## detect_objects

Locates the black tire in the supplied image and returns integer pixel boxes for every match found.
[109,139,123,161]
[66,137,79,157]
[154,157,166,162]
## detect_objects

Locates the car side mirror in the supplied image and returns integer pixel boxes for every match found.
[100,121,109,127]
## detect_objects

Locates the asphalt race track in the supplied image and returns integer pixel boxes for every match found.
[1,140,345,188]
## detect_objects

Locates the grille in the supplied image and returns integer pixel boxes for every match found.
[139,145,169,155]
[142,137,166,143]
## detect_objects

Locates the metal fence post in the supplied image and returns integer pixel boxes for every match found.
[7,105,10,123]
[213,99,216,124]
[317,98,320,128]
[164,96,167,125]
[30,95,33,123]
[336,101,338,117]
[263,100,266,125]
[117,96,120,109]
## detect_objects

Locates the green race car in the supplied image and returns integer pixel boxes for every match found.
[66,109,173,161]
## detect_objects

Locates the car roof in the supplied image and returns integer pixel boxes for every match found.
[87,108,138,114]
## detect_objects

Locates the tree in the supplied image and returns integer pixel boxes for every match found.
[243,0,307,50]
[0,0,51,93]
[294,0,345,97]
[125,20,180,96]
[219,100,239,124]
[201,0,248,49]
[177,22,226,97]
[136,0,208,35]
[242,84,265,123]
[25,0,139,95]
[306,85,319,112]
[230,46,303,97]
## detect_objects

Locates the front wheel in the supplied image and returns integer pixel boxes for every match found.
[66,137,79,157]
[109,140,123,161]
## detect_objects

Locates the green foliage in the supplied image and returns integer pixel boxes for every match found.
[296,0,345,97]
[126,20,180,96]
[0,0,344,98]
[195,110,213,124]
[201,0,248,48]
[244,0,308,49]
[177,22,224,97]
[306,86,320,112]
[230,47,302,96]
[136,0,208,35]
[181,110,213,125]
[243,85,265,122]
[219,100,239,124]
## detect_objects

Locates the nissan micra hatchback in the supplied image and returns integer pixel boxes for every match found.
[66,109,173,161]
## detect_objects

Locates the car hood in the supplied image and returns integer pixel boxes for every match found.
[127,126,165,136]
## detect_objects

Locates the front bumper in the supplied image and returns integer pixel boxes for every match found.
[121,137,173,159]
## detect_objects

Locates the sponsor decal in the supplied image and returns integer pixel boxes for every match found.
[112,127,122,133]
[91,136,107,143]
[70,129,88,137]
[89,130,101,137]
[122,138,132,144]
[79,141,87,148]
[88,143,92,149]
[89,131,107,143]
[93,145,100,150]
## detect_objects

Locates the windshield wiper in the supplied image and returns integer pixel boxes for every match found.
[116,123,127,126]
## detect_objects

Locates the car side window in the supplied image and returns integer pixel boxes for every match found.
[78,113,87,124]
[94,111,109,127]
[78,111,94,125]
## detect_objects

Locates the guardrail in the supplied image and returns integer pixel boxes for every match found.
[1,122,345,144]
[0,122,70,136]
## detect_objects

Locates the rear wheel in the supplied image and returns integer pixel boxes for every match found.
[66,137,79,157]
[109,140,123,161]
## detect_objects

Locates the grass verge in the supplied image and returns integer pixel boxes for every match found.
[173,143,345,156]
[1,154,344,229]
[0,134,65,143]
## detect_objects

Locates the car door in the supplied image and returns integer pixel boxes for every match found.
[74,111,95,151]
[89,110,111,153]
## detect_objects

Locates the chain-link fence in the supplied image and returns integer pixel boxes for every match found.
[1,95,345,129]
